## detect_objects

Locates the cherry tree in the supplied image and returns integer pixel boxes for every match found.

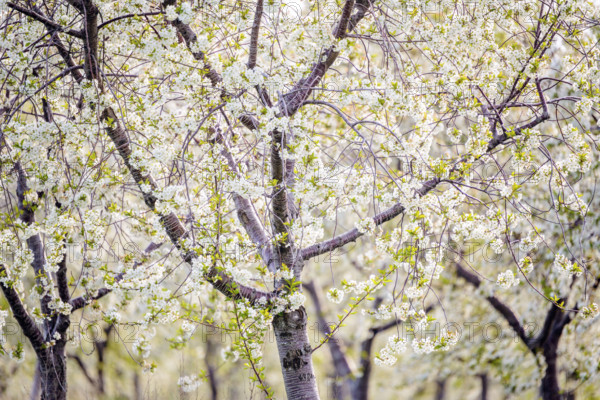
[0,0,598,399]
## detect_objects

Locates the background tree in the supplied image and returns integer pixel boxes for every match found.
[0,0,599,399]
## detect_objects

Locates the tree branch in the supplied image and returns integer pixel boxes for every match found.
[301,199,411,261]
[98,11,163,30]
[0,266,46,353]
[333,0,355,39]
[70,288,111,312]
[279,0,370,117]
[80,0,100,80]
[247,0,263,69]
[348,0,372,32]
[304,282,353,379]
[215,135,276,271]
[269,129,297,275]
[39,15,85,84]
[454,263,530,347]
[65,0,85,13]
[486,79,550,152]
[7,2,83,38]
[41,101,70,306]
[302,81,551,262]
[15,162,54,324]
[161,0,221,87]
[69,242,159,311]
[101,107,277,305]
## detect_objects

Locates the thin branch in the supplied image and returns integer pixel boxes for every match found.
[304,282,353,379]
[41,100,70,305]
[101,108,277,305]
[9,66,84,118]
[215,135,276,271]
[70,242,163,311]
[486,78,550,152]
[48,31,85,84]
[7,2,83,38]
[98,11,163,30]
[302,81,552,262]
[454,262,530,346]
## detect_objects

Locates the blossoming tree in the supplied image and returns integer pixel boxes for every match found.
[0,0,598,399]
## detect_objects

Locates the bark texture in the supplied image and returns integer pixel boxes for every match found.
[273,307,320,400]
[39,343,68,400]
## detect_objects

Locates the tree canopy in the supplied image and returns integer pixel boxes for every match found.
[0,0,599,399]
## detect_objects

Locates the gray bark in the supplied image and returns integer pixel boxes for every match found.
[273,307,320,399]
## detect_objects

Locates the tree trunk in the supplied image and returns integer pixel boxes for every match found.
[205,336,218,400]
[39,342,67,400]
[541,341,560,400]
[328,374,352,400]
[97,340,106,395]
[30,362,41,400]
[479,373,488,400]
[539,309,572,400]
[273,307,320,399]
[134,372,141,400]
[435,379,446,400]
[353,335,374,400]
